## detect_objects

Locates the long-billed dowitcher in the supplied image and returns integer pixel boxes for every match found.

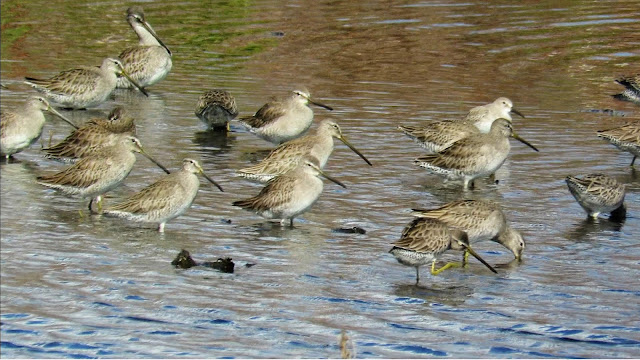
[25,58,148,110]
[597,121,640,167]
[43,106,136,162]
[612,74,640,105]
[1,97,77,159]
[195,89,238,130]
[117,6,172,89]
[233,156,346,226]
[237,120,372,182]
[457,97,525,133]
[389,217,497,284]
[238,88,333,144]
[104,158,223,232]
[398,120,481,153]
[37,135,169,213]
[566,174,626,220]
[412,199,526,262]
[414,119,539,189]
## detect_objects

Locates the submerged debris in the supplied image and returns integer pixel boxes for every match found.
[171,249,235,273]
[580,109,627,117]
[332,226,367,234]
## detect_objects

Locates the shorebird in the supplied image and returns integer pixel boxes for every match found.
[389,217,497,284]
[43,106,136,162]
[398,120,481,153]
[238,88,333,144]
[195,89,238,130]
[1,96,77,159]
[236,120,372,182]
[233,156,346,226]
[398,98,524,152]
[117,6,172,89]
[25,58,148,109]
[104,158,223,232]
[412,199,526,263]
[414,119,539,189]
[456,97,525,133]
[566,174,626,220]
[597,121,640,167]
[37,135,169,213]
[611,74,640,105]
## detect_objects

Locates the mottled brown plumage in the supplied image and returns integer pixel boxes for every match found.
[390,217,496,283]
[239,88,333,144]
[233,157,345,226]
[566,174,626,219]
[117,6,172,89]
[414,119,538,189]
[597,121,640,166]
[412,199,526,261]
[43,107,136,162]
[237,120,371,182]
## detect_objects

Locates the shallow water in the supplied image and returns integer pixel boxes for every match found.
[1,0,640,358]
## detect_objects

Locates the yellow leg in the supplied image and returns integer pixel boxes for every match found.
[462,250,470,266]
[431,260,462,275]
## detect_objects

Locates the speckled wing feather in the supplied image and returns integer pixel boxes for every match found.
[412,200,501,234]
[240,98,287,129]
[462,105,490,123]
[196,90,238,118]
[392,218,450,253]
[107,176,183,214]
[239,139,314,175]
[398,121,479,151]
[37,156,113,188]
[566,174,625,208]
[597,122,640,145]
[414,136,495,171]
[616,74,640,91]
[26,67,101,96]
[0,112,16,134]
[233,175,297,213]
[119,46,156,76]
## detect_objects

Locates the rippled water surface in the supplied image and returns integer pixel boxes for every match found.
[2,0,640,358]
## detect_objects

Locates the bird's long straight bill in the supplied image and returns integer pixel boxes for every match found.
[47,106,78,129]
[318,169,347,188]
[140,151,171,174]
[512,133,539,152]
[339,136,373,166]
[120,70,149,97]
[201,171,224,192]
[309,99,333,111]
[462,244,498,274]
[511,108,525,118]
[141,21,172,56]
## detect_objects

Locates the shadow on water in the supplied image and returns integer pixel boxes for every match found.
[392,283,474,307]
[564,216,626,241]
[192,129,236,152]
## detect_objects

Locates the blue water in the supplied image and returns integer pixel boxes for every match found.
[1,0,640,358]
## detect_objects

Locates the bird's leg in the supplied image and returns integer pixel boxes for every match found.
[431,260,462,275]
[461,250,470,267]
[415,267,420,285]
[631,156,637,168]
[96,195,103,214]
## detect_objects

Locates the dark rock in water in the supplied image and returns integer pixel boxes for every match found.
[172,249,198,269]
[171,249,235,273]
[332,226,366,234]
[201,258,234,273]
